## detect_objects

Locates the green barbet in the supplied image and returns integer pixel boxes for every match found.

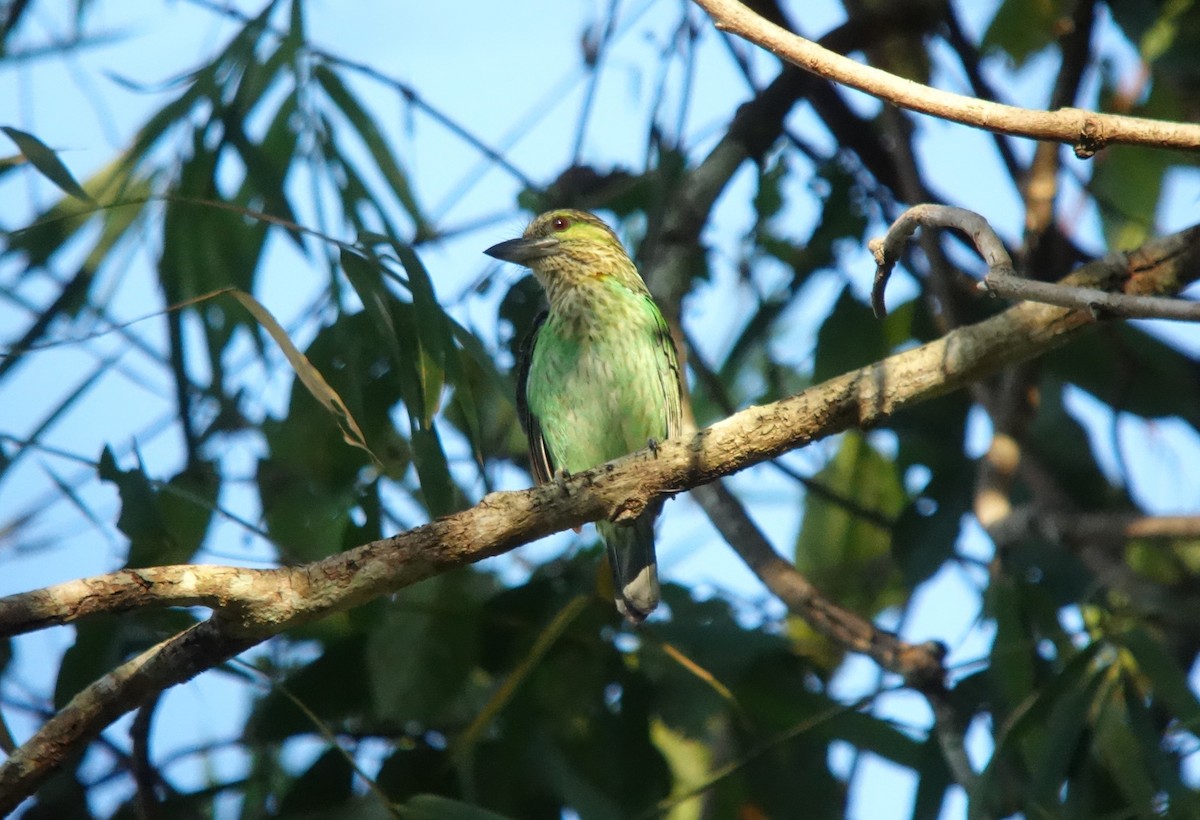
[485,209,683,623]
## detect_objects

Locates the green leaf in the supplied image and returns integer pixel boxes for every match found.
[55,610,197,709]
[650,593,790,725]
[246,635,373,742]
[314,64,430,238]
[1118,672,1200,817]
[1,125,94,202]
[812,287,888,384]
[1089,144,1172,249]
[411,425,458,516]
[981,0,1068,67]
[890,463,972,586]
[391,239,450,428]
[156,460,219,561]
[753,154,787,223]
[979,639,1105,811]
[256,451,353,562]
[792,432,906,664]
[55,614,126,710]
[455,594,590,760]
[1089,682,1159,813]
[232,289,378,464]
[1109,0,1200,68]
[803,159,869,272]
[985,577,1037,712]
[341,248,406,376]
[1026,377,1120,511]
[1027,654,1106,806]
[366,573,491,725]
[97,448,213,567]
[441,328,520,467]
[909,734,953,820]
[278,747,355,815]
[256,308,415,559]
[377,743,459,804]
[1117,626,1200,732]
[1044,324,1200,432]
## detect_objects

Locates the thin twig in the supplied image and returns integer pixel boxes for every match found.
[870,204,1014,318]
[980,272,1200,321]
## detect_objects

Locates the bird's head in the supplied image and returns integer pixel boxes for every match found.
[484,209,628,269]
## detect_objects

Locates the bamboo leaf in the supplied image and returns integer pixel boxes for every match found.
[1,125,94,203]
[229,289,378,464]
[313,64,430,237]
[390,241,448,427]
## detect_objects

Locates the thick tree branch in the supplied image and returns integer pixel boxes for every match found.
[1,221,1197,809]
[0,621,258,814]
[692,0,1200,154]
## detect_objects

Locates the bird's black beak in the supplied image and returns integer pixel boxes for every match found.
[484,236,560,265]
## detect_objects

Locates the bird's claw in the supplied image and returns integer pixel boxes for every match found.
[552,469,582,532]
[553,468,572,496]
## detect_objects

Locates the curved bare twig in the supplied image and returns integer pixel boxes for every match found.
[870,204,1200,322]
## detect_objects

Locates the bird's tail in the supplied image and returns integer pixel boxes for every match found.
[598,513,660,624]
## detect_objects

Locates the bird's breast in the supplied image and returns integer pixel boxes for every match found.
[527,291,672,472]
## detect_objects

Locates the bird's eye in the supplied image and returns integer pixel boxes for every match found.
[551,216,570,232]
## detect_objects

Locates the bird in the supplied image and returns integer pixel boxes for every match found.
[485,209,683,623]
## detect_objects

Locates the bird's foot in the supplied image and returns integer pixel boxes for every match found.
[552,469,582,532]
[553,468,572,496]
